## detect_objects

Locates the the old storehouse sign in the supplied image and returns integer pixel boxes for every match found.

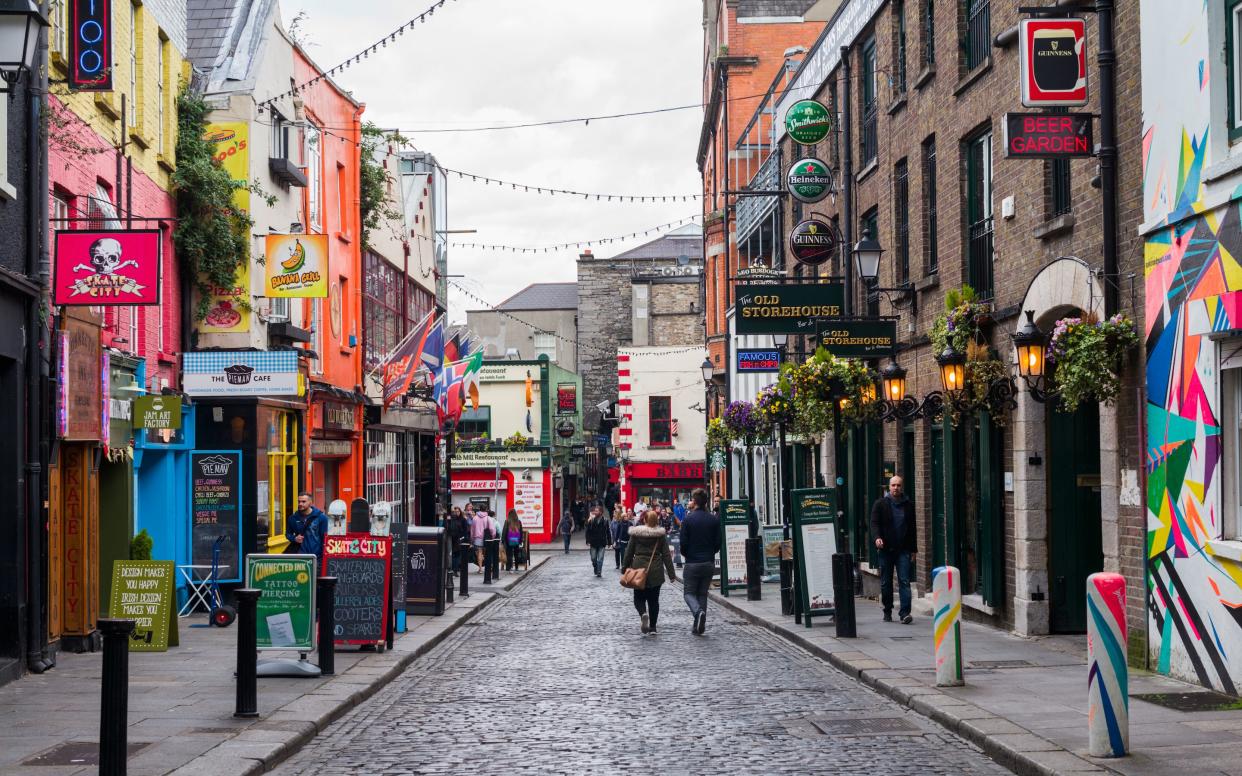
[787,158,833,203]
[1020,18,1087,107]
[789,218,839,266]
[735,283,845,334]
[784,99,833,144]
[54,230,161,306]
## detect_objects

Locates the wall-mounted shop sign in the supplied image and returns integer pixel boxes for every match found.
[319,400,356,433]
[787,157,834,203]
[264,234,329,298]
[735,283,845,334]
[70,0,112,90]
[134,395,182,430]
[1003,112,1093,158]
[628,462,705,480]
[452,449,546,469]
[1020,18,1087,107]
[53,230,161,306]
[477,364,530,383]
[818,319,897,357]
[310,438,353,458]
[632,265,700,279]
[200,123,250,333]
[183,350,300,397]
[555,419,576,439]
[784,99,833,145]
[59,316,104,440]
[789,218,840,266]
[556,383,577,415]
[736,349,781,372]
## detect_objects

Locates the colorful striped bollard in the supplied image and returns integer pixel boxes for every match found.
[932,566,963,687]
[1087,572,1128,758]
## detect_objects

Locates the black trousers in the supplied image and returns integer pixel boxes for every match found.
[633,584,663,628]
[614,541,627,569]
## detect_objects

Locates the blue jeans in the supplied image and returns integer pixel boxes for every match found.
[878,549,913,618]
[589,546,606,574]
[562,534,571,553]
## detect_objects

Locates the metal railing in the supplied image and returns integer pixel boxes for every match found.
[968,216,994,299]
[861,102,879,165]
[736,148,782,244]
[964,0,990,72]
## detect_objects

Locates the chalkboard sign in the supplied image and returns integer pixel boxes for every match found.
[109,560,178,651]
[792,488,838,624]
[324,534,391,645]
[246,554,316,651]
[718,499,751,596]
[390,523,409,607]
[406,526,446,616]
[190,450,242,582]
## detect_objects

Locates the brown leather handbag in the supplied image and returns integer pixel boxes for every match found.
[620,539,661,590]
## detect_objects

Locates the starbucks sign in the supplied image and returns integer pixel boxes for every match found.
[787,158,833,203]
[785,99,833,144]
[789,218,839,267]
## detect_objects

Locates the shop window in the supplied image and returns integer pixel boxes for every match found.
[650,396,672,447]
[534,331,556,362]
[267,411,299,551]
[366,429,404,523]
[459,406,490,440]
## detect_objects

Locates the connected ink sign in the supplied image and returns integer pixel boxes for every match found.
[70,0,112,91]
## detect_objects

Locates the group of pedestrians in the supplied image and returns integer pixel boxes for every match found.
[445,504,527,579]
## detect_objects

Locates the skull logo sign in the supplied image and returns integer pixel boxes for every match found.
[55,231,158,305]
[74,238,139,276]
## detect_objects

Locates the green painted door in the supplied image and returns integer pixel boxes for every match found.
[1048,402,1103,633]
[976,412,1004,607]
[930,425,945,569]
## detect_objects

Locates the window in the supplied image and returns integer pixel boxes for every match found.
[86,183,120,229]
[271,111,290,159]
[365,429,404,524]
[533,331,557,362]
[0,95,15,199]
[51,191,71,229]
[458,407,491,440]
[922,0,935,69]
[268,297,290,323]
[894,159,910,283]
[364,252,404,371]
[156,39,166,152]
[1046,157,1072,219]
[310,300,323,374]
[266,411,299,549]
[51,0,67,60]
[893,1,908,93]
[861,208,880,316]
[965,129,994,298]
[963,0,990,72]
[860,37,878,165]
[649,397,672,447]
[305,124,322,231]
[336,163,347,236]
[922,137,938,274]
[128,2,138,128]
[1229,0,1242,141]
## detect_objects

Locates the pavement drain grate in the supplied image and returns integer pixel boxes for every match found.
[808,717,923,736]
[22,741,151,766]
[1132,691,1242,712]
[967,659,1034,669]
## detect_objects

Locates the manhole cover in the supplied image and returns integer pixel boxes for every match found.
[1132,691,1242,712]
[23,741,150,766]
[809,717,922,736]
[968,659,1034,669]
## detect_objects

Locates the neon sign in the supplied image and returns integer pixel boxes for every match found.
[69,0,112,91]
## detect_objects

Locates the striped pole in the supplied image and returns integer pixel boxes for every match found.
[932,566,963,686]
[1087,572,1128,758]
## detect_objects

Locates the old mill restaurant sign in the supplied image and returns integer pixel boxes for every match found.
[735,283,844,334]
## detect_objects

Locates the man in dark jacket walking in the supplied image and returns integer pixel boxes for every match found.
[678,489,720,635]
[869,476,917,623]
[287,492,329,570]
[584,506,612,576]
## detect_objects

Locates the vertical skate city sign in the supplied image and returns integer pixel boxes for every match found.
[70,0,112,91]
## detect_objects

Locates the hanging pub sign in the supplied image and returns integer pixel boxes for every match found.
[788,218,840,266]
[53,231,161,306]
[70,0,112,91]
[787,158,834,203]
[736,349,781,372]
[556,383,577,415]
[133,394,182,430]
[784,99,833,145]
[1003,112,1094,159]
[818,319,897,357]
[735,283,845,334]
[265,234,329,298]
[1019,18,1087,107]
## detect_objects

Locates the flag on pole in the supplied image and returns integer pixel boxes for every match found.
[460,350,483,411]
[443,329,464,363]
[381,312,438,408]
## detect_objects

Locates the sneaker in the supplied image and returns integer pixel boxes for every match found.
[901,614,913,624]
[883,613,893,622]
[640,613,650,633]
[695,611,706,635]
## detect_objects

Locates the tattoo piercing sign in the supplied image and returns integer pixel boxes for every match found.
[53,230,162,306]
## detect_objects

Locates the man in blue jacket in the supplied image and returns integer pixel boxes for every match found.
[287,492,329,571]
[678,488,720,635]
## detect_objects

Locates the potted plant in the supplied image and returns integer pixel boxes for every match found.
[1047,313,1140,412]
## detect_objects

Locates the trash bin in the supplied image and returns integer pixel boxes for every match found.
[405,527,448,616]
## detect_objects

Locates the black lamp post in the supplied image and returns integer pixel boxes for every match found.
[0,0,45,95]
[1013,309,1054,403]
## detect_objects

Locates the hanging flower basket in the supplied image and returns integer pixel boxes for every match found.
[931,284,991,355]
[706,417,733,452]
[755,381,797,427]
[723,400,771,442]
[1047,313,1139,412]
[503,432,531,449]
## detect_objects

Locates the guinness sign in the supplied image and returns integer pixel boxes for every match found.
[784,99,833,145]
[789,218,839,267]
[1020,19,1087,107]
[787,158,833,203]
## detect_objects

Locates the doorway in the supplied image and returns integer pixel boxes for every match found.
[1048,402,1103,633]
[930,425,945,571]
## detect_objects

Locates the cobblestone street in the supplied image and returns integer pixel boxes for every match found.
[273,553,1011,775]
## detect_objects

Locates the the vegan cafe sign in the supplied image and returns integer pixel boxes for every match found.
[265,234,329,297]
[735,283,844,334]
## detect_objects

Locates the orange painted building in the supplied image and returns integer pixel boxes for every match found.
[293,46,367,509]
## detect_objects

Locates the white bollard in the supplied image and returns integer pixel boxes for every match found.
[1087,572,1128,758]
[932,565,963,687]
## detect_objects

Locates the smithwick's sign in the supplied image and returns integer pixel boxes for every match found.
[787,158,834,203]
[1020,18,1088,107]
[53,231,162,306]
[1004,113,1093,159]
[789,218,839,267]
[735,283,845,334]
[784,99,833,145]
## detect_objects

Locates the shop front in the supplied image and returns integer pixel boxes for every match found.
[309,387,365,520]
[623,461,706,510]
[451,447,555,542]
[365,403,438,526]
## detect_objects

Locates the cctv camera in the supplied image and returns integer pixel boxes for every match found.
[595,399,611,413]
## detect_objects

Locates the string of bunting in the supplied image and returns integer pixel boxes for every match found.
[450,215,701,254]
[258,0,458,112]
[439,167,701,202]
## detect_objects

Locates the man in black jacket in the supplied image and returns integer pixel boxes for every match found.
[869,476,917,624]
[584,506,612,577]
[678,488,720,635]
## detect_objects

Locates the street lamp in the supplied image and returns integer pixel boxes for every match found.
[881,359,907,402]
[1013,309,1054,402]
[0,0,45,94]
[700,357,714,383]
[936,347,967,396]
[852,235,885,284]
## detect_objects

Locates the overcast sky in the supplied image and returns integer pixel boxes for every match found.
[282,0,704,322]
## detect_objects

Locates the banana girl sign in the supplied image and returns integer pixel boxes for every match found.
[265,234,328,298]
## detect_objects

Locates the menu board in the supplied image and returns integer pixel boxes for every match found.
[792,488,838,621]
[511,481,544,531]
[762,525,785,580]
[390,523,409,608]
[324,534,391,645]
[246,554,316,651]
[718,500,751,594]
[190,451,242,582]
[406,527,446,616]
[108,560,178,651]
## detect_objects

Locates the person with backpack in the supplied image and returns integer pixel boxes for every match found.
[611,509,632,570]
[503,510,524,572]
[678,488,721,635]
[558,509,574,553]
[585,506,612,577]
[622,510,677,635]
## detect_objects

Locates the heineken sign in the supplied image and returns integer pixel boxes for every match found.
[785,99,833,144]
[736,283,845,334]
[789,218,839,267]
[818,320,897,357]
[787,157,833,203]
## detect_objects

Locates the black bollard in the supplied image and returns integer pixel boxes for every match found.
[459,541,470,598]
[317,576,337,676]
[234,589,262,718]
[779,558,795,616]
[793,562,803,625]
[482,539,494,585]
[98,618,135,776]
[832,553,857,638]
[744,537,764,601]
[445,538,455,604]
[488,538,501,580]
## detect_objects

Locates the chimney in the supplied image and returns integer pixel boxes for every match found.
[579,249,593,260]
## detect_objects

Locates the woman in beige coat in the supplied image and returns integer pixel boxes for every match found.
[622,511,677,635]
